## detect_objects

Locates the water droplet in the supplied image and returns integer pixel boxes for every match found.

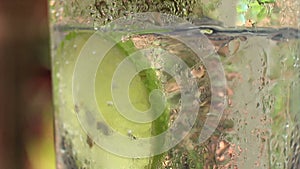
[92,51,96,55]
[106,101,113,106]
[73,44,77,48]
[285,123,290,128]
[127,130,132,135]
[127,130,137,140]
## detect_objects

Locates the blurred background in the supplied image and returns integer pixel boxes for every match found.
[0,0,55,169]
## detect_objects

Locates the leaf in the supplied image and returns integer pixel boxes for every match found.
[257,7,267,21]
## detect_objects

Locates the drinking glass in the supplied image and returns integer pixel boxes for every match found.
[49,0,300,168]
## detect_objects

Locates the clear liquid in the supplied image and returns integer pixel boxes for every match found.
[49,0,300,168]
[51,24,300,168]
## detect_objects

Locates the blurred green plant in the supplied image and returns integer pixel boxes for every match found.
[237,0,276,25]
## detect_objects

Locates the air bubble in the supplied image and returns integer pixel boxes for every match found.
[106,101,113,106]
[127,130,132,135]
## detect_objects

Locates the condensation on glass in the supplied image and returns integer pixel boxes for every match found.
[49,0,300,168]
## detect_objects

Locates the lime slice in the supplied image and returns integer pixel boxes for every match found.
[52,31,167,168]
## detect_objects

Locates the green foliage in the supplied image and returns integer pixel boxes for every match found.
[237,0,275,24]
